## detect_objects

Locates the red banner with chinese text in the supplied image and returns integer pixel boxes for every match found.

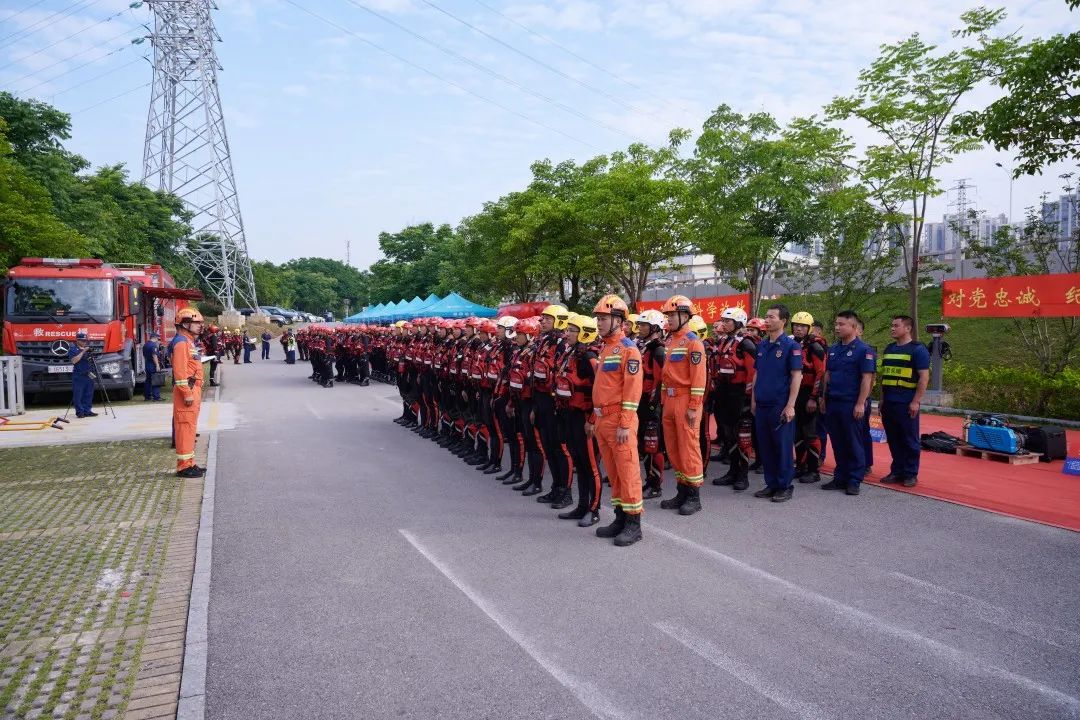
[942,274,1080,317]
[637,294,752,324]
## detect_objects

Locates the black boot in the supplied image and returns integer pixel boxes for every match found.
[521,481,543,497]
[558,503,588,520]
[499,469,520,483]
[550,487,574,510]
[732,473,749,492]
[712,468,735,486]
[613,513,643,546]
[660,484,688,510]
[483,462,502,475]
[643,483,663,499]
[596,507,625,538]
[679,486,702,516]
[578,511,600,527]
[510,476,531,491]
[536,489,556,503]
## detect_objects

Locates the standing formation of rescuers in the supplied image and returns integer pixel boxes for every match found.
[345,293,931,549]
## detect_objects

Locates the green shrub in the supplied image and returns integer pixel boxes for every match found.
[943,364,1080,420]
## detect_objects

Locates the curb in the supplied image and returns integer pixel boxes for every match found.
[177,425,218,719]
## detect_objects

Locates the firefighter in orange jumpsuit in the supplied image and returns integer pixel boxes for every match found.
[172,307,206,478]
[587,294,644,547]
[658,295,708,516]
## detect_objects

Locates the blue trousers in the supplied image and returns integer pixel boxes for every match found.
[863,399,874,468]
[754,404,795,490]
[72,374,94,415]
[881,400,921,477]
[243,347,252,363]
[143,373,161,400]
[261,342,270,359]
[826,400,865,487]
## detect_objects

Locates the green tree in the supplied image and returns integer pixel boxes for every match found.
[953,2,1080,176]
[826,7,1021,337]
[577,142,690,304]
[367,223,454,303]
[961,177,1080,398]
[684,107,853,311]
[0,91,86,213]
[0,120,87,273]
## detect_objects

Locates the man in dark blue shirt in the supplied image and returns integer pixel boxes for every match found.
[143,332,163,401]
[822,311,876,494]
[67,331,97,418]
[751,304,803,503]
[879,315,930,487]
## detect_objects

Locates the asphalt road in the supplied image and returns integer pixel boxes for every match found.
[206,358,1080,720]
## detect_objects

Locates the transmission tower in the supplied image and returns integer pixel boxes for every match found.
[141,0,256,311]
[947,178,979,257]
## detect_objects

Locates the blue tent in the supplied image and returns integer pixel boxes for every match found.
[420,292,497,319]
[399,293,442,319]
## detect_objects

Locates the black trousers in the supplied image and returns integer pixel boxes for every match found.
[713,384,750,476]
[533,393,570,491]
[565,408,601,511]
[495,396,521,472]
[516,396,544,486]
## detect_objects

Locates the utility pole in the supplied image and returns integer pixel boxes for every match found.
[948,178,978,278]
[142,0,257,312]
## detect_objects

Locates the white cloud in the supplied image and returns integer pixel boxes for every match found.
[282,84,309,97]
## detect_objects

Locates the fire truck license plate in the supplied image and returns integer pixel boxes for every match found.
[48,365,73,374]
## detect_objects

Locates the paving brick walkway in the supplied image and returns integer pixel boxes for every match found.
[0,437,207,719]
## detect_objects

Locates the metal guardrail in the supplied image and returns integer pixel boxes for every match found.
[1,356,25,417]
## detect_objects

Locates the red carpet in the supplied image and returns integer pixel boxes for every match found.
[819,414,1080,532]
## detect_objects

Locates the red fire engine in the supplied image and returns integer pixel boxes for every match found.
[2,258,203,400]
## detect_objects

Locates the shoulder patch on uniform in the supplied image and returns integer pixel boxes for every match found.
[686,331,699,341]
[627,359,640,374]
[621,337,634,347]
[690,351,702,365]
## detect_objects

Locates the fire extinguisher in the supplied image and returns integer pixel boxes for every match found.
[643,420,659,454]
[737,415,754,460]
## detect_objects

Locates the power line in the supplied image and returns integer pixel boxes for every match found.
[0,5,133,72]
[468,0,696,116]
[40,54,144,97]
[70,79,147,113]
[5,26,135,87]
[282,0,599,150]
[417,0,652,118]
[0,0,51,27]
[340,0,635,141]
[17,40,136,93]
[0,0,105,49]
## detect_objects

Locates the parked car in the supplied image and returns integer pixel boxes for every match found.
[259,305,295,323]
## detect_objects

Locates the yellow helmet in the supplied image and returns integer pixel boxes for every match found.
[541,304,569,330]
[689,314,708,338]
[791,311,814,327]
[626,313,639,333]
[567,314,598,344]
[176,307,204,325]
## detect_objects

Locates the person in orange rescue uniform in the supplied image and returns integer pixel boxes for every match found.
[587,294,644,547]
[658,295,708,516]
[172,307,206,478]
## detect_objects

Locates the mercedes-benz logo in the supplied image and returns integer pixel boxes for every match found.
[51,340,70,356]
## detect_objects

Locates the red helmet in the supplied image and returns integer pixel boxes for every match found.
[479,320,498,334]
[465,316,482,328]
[516,318,540,338]
[746,317,767,331]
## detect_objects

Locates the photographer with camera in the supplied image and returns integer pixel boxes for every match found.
[67,331,98,418]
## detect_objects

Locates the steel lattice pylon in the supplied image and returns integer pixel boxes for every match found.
[141,0,257,311]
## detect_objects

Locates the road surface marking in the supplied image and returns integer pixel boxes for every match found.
[647,524,1080,717]
[656,623,830,720]
[399,529,631,720]
[890,571,1080,649]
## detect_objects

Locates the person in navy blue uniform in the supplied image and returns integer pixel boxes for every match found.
[260,330,272,359]
[67,331,97,418]
[751,304,803,503]
[143,332,163,401]
[879,315,930,487]
[821,311,876,495]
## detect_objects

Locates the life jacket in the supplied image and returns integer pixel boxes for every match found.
[531,332,563,393]
[509,345,535,399]
[799,333,828,393]
[567,347,597,412]
[712,333,755,385]
[640,337,664,396]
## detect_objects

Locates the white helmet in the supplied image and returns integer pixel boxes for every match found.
[637,309,666,330]
[720,307,748,325]
[497,315,519,329]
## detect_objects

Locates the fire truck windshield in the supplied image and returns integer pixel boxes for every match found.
[5,278,113,322]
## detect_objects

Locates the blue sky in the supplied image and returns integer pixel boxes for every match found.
[1,0,1076,271]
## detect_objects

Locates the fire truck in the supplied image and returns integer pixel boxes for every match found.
[2,258,203,401]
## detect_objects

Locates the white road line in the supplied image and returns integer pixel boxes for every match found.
[647,524,1080,718]
[655,623,831,720]
[890,571,1080,650]
[399,529,631,720]
[306,403,323,420]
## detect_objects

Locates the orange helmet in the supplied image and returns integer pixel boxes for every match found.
[516,318,540,338]
[176,307,204,325]
[593,294,629,319]
[661,295,695,314]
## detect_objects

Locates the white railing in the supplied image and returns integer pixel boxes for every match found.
[1,356,25,417]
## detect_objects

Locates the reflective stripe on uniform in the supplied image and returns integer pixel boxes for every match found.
[175,379,189,387]
[176,451,195,460]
